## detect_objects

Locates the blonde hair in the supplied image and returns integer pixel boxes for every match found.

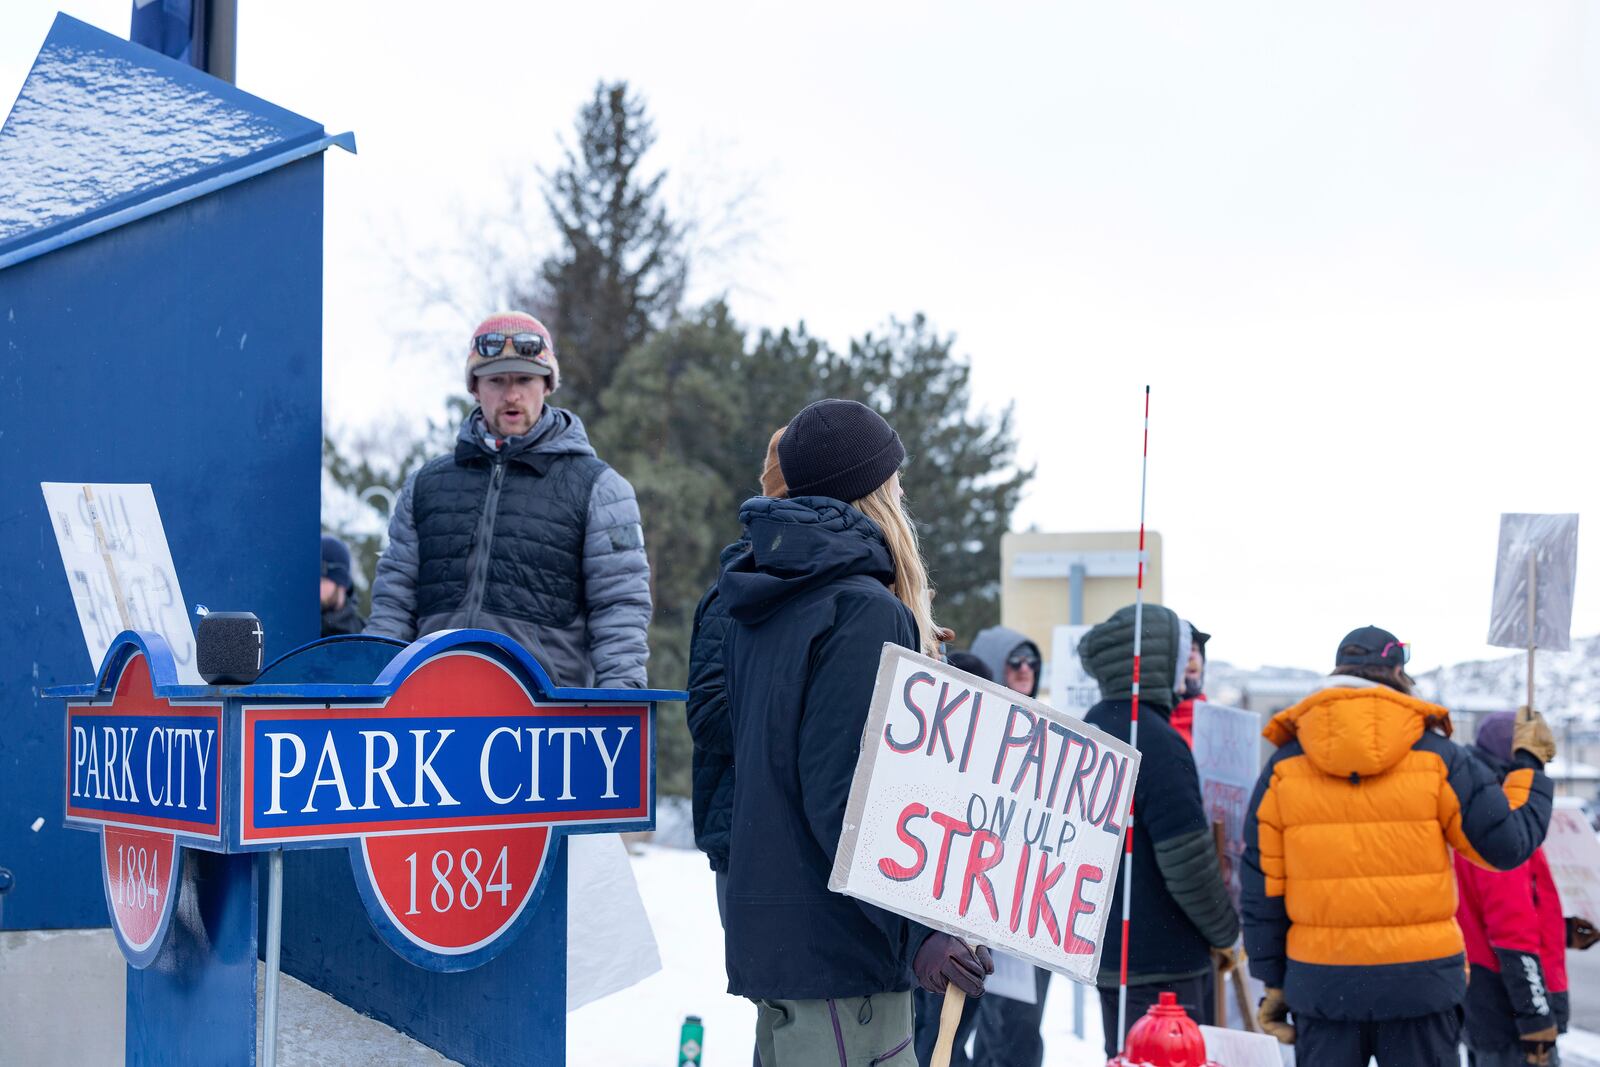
[853,476,941,656]
[760,427,788,498]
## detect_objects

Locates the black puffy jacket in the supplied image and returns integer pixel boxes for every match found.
[1078,603,1182,710]
[718,496,928,999]
[1080,603,1239,986]
[685,540,744,873]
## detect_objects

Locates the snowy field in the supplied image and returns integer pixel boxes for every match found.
[572,844,1105,1065]
[9,843,1598,1065]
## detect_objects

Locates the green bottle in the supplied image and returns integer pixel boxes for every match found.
[678,1014,704,1066]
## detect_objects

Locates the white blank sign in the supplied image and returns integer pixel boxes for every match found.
[40,482,201,684]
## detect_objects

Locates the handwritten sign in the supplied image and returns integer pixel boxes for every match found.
[1049,625,1097,718]
[1545,805,1600,924]
[830,646,1140,984]
[1201,1025,1284,1067]
[1193,701,1260,910]
[41,482,201,684]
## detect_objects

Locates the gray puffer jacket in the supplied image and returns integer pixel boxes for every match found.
[366,406,651,689]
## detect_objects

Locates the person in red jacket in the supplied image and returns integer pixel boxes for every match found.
[1455,711,1600,1067]
[1168,624,1209,747]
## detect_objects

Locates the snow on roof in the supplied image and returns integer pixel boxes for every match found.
[0,15,345,264]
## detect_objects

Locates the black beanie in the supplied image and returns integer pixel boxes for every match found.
[778,399,906,503]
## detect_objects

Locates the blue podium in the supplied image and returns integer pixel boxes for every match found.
[48,628,677,1064]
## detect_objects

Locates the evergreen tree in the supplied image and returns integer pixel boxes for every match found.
[597,303,749,795]
[536,82,688,421]
[834,316,1032,647]
[321,398,469,614]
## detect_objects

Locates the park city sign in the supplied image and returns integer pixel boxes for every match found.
[56,628,664,971]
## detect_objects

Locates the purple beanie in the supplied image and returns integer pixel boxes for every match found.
[1475,711,1516,763]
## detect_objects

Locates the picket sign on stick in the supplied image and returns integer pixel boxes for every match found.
[1527,553,1536,713]
[1487,513,1580,745]
[830,645,1140,1062]
[1116,385,1152,1052]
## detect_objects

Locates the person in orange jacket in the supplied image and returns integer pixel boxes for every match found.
[1455,711,1600,1067]
[1241,626,1557,1066]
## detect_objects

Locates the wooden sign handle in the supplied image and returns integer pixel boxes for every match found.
[930,985,967,1067]
[1231,966,1255,1032]
[1211,819,1229,1027]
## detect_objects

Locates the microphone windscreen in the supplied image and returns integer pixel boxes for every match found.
[197,611,263,684]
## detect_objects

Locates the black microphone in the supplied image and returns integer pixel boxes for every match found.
[197,611,264,684]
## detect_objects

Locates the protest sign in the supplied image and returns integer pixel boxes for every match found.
[1200,1025,1284,1067]
[41,482,202,684]
[1544,805,1600,924]
[985,951,1039,1003]
[830,645,1140,984]
[1192,701,1261,909]
[1049,624,1097,718]
[1488,513,1580,652]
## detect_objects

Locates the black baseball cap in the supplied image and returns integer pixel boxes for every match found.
[1335,625,1409,667]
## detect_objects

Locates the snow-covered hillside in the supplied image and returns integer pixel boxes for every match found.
[1418,634,1600,722]
[1200,637,1600,723]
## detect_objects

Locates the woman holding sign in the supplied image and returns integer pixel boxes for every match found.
[718,399,992,1066]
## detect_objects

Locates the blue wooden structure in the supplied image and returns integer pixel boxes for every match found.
[1,12,351,932]
[6,20,680,1064]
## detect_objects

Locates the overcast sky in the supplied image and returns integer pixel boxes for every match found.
[7,2,1600,674]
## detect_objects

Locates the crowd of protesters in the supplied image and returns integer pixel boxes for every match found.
[323,311,1586,1067]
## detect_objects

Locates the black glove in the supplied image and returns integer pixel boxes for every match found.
[912,933,993,997]
[1568,916,1599,950]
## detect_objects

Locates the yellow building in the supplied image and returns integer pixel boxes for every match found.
[1000,530,1163,642]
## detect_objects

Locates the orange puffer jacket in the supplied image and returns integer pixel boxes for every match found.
[1241,680,1552,1022]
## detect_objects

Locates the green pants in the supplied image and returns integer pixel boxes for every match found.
[754,991,915,1066]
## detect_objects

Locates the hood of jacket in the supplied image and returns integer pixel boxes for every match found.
[970,626,1041,696]
[456,404,598,467]
[717,496,896,626]
[1263,679,1453,779]
[1079,603,1182,711]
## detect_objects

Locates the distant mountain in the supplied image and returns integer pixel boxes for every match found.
[1203,636,1600,723]
[1417,634,1600,723]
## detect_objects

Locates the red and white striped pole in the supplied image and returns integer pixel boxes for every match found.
[1116,386,1151,1053]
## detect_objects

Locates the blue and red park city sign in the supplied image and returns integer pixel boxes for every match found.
[56,629,666,971]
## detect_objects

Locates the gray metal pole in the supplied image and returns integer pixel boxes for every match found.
[1069,563,1085,631]
[205,0,237,83]
[1068,562,1086,1040]
[262,849,284,1067]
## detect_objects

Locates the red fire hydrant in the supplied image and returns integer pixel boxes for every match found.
[1106,991,1222,1067]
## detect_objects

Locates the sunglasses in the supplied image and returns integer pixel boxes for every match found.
[474,332,546,359]
[1381,641,1411,665]
[1006,654,1040,671]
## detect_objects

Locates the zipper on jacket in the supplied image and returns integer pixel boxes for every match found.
[462,455,506,626]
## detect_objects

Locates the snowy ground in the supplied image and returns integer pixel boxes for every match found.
[10,844,1599,1065]
[572,844,1105,1065]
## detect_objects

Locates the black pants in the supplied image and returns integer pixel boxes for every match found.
[1296,1009,1463,1067]
[1098,973,1213,1059]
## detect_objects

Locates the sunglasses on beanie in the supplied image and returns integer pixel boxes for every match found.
[474,332,546,359]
